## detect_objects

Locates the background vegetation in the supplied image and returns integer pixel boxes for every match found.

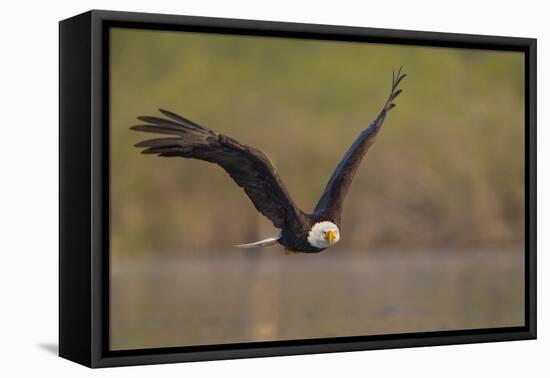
[111,29,524,254]
[109,28,525,350]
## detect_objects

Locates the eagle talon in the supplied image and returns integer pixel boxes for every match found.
[284,248,299,256]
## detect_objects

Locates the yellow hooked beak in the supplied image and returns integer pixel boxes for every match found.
[324,230,336,244]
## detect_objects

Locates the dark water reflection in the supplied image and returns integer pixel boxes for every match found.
[110,249,524,350]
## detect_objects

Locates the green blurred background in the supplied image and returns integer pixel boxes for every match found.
[110,28,525,350]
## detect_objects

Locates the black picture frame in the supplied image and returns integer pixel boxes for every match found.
[59,9,537,368]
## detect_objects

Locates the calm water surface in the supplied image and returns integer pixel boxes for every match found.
[111,249,524,350]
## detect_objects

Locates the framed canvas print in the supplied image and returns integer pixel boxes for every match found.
[59,10,536,368]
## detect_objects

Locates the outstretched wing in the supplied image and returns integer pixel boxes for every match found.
[314,68,406,220]
[131,109,301,229]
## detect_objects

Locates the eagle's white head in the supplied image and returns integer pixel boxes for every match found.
[307,221,340,249]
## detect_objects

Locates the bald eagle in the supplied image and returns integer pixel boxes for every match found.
[132,69,406,254]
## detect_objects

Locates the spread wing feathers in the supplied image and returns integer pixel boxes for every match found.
[131,109,300,229]
[234,232,282,249]
[314,68,406,219]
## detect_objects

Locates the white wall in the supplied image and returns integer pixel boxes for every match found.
[1,0,546,376]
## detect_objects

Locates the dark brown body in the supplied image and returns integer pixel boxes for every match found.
[279,212,339,253]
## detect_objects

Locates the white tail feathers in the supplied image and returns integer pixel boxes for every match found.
[234,232,282,249]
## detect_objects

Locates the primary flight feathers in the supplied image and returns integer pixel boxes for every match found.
[131,69,406,253]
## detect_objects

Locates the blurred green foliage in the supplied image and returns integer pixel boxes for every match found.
[110,28,525,255]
